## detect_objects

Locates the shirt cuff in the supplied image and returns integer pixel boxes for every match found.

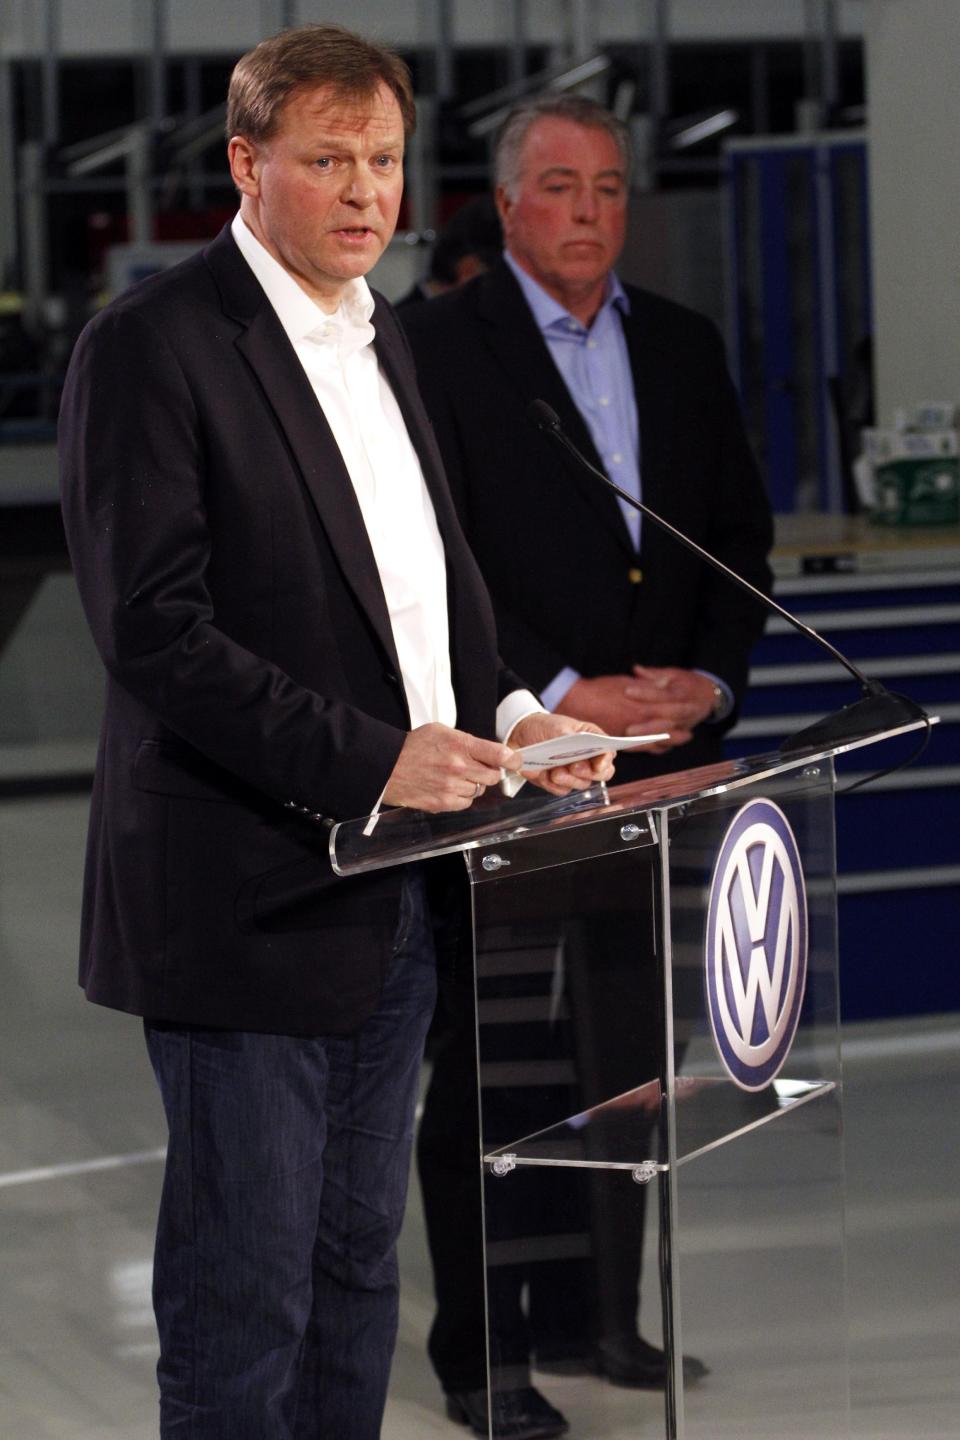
[539,665,582,713]
[497,689,545,745]
[693,669,733,723]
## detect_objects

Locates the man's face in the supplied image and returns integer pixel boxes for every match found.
[230,82,405,310]
[497,116,627,318]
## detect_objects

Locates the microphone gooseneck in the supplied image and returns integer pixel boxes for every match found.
[528,400,929,755]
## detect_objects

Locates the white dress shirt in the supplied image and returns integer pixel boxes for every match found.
[231,214,540,743]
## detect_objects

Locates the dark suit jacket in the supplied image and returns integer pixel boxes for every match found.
[58,226,521,1036]
[401,260,773,778]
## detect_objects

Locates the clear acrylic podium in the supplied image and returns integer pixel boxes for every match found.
[332,722,927,1439]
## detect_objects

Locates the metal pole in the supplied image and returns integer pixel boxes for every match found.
[149,0,168,133]
[125,0,167,247]
[127,129,153,246]
[802,0,823,129]
[650,0,670,131]
[568,0,595,61]
[434,0,454,102]
[508,0,526,89]
[637,0,670,189]
[0,62,18,287]
[822,0,840,122]
[407,95,438,238]
[41,0,60,147]
[567,0,603,102]
[18,142,49,332]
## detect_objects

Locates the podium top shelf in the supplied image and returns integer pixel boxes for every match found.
[329,718,931,877]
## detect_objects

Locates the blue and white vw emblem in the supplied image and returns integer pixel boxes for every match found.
[705,799,808,1091]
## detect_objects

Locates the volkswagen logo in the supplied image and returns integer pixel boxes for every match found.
[705,799,808,1091]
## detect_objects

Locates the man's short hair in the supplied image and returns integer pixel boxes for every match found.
[494,93,631,198]
[429,196,502,284]
[227,23,416,142]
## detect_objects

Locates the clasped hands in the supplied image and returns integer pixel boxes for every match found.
[557,666,719,755]
[382,712,615,814]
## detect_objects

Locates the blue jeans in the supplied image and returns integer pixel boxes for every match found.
[144,868,437,1439]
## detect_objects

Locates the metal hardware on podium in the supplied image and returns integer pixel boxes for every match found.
[632,1163,659,1186]
[489,1154,517,1177]
[620,822,646,843]
[481,852,510,872]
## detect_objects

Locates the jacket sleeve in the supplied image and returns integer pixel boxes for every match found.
[58,304,407,820]
[685,319,774,720]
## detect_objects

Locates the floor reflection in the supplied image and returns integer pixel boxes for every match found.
[0,794,957,1438]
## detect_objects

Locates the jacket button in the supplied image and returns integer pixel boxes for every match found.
[628,567,643,584]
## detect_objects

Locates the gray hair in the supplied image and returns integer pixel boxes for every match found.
[493,94,631,199]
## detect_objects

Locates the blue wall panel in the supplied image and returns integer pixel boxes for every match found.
[839,888,960,1022]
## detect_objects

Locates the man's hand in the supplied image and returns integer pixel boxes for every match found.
[509,712,615,797]
[556,674,659,736]
[622,666,719,753]
[556,668,719,756]
[383,723,521,812]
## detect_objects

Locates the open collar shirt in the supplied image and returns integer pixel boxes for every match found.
[232,215,539,744]
[504,249,642,552]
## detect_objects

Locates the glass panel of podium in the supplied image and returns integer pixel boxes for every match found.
[469,762,845,1438]
[332,727,928,1437]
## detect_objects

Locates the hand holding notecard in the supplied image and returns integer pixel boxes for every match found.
[500,731,670,795]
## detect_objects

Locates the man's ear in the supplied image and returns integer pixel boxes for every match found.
[494,184,512,240]
[454,254,487,285]
[228,135,261,197]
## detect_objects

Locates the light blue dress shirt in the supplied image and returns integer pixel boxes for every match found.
[504,251,731,721]
[504,250,641,550]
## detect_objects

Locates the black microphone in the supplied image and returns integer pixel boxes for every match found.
[528,398,929,754]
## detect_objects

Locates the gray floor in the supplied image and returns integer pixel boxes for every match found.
[1,793,957,1438]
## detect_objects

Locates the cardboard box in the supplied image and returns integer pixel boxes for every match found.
[860,428,959,525]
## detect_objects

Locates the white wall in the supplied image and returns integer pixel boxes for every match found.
[866,0,960,422]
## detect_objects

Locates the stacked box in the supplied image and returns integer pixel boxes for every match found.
[860,412,959,526]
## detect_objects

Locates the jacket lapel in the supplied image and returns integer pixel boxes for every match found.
[475,262,636,557]
[372,300,497,715]
[619,294,678,533]
[371,302,465,549]
[204,229,402,678]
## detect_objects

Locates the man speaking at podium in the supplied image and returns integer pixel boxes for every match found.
[57,26,610,1439]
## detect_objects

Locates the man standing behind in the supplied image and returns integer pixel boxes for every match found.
[58,31,609,1440]
[403,94,772,1437]
[403,93,772,771]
